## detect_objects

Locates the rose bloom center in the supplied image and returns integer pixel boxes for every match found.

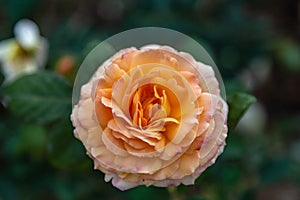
[129,83,181,132]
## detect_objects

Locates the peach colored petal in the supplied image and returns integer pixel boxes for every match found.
[80,82,93,99]
[125,127,159,146]
[102,128,128,156]
[77,98,97,129]
[178,124,198,147]
[124,142,157,157]
[180,71,202,98]
[176,152,200,178]
[195,62,220,95]
[197,93,219,122]
[143,159,179,181]
[199,112,225,159]
[104,63,125,81]
[113,155,162,174]
[111,175,139,191]
[107,120,133,140]
[91,146,116,170]
[127,139,149,149]
[160,142,183,161]
[95,99,113,130]
[86,126,103,147]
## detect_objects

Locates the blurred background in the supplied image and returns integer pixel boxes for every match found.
[0,0,299,199]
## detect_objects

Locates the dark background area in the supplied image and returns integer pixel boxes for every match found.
[0,0,299,199]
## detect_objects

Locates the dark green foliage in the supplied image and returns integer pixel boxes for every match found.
[2,71,72,124]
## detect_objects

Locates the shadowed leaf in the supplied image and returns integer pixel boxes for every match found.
[227,92,256,130]
[2,71,72,124]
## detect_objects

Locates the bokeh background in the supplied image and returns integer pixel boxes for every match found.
[0,0,300,199]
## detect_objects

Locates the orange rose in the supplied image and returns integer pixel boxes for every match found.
[71,45,228,190]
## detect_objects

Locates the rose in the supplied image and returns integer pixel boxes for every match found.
[71,45,228,190]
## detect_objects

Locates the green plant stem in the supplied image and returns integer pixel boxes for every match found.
[168,187,183,200]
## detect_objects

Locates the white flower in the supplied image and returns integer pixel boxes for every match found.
[0,19,48,82]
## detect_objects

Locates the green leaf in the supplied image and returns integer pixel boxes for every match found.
[227,92,256,130]
[2,71,72,124]
[47,119,90,170]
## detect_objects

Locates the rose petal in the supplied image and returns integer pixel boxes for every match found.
[102,128,129,156]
